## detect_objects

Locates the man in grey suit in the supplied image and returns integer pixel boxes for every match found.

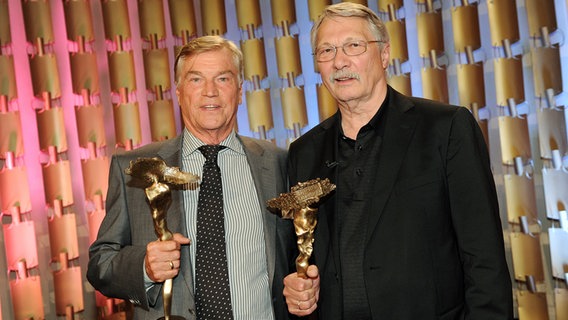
[87,36,297,320]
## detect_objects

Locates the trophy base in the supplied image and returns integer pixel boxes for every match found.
[157,316,186,320]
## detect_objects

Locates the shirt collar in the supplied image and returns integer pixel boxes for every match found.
[181,128,244,158]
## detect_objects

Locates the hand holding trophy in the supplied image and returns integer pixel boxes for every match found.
[125,157,199,320]
[267,178,335,278]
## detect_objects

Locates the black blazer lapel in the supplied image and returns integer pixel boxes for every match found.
[365,90,419,245]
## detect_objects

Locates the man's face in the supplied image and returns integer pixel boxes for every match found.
[315,16,389,106]
[175,48,242,141]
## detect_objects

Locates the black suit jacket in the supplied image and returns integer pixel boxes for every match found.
[288,87,513,320]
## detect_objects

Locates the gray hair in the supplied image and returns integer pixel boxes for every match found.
[310,2,389,51]
[174,35,243,86]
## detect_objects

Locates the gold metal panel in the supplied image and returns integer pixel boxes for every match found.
[503,174,538,224]
[510,232,545,282]
[22,0,54,43]
[143,48,171,90]
[29,53,62,98]
[3,221,38,269]
[275,36,302,78]
[0,0,10,45]
[113,102,142,147]
[494,57,524,105]
[517,291,549,320]
[102,0,131,39]
[416,11,444,57]
[420,67,448,103]
[246,90,273,131]
[139,0,166,40]
[0,166,32,213]
[525,0,557,37]
[487,0,519,46]
[236,0,262,29]
[242,38,268,81]
[75,104,106,148]
[542,168,568,220]
[168,0,197,38]
[387,73,412,96]
[0,111,24,156]
[548,228,568,279]
[281,87,308,129]
[317,84,337,122]
[200,0,227,36]
[37,107,68,152]
[343,0,367,4]
[451,4,481,52]
[88,206,105,244]
[10,275,45,320]
[498,116,531,165]
[70,51,100,94]
[536,107,567,159]
[385,20,408,62]
[308,0,331,21]
[81,157,110,202]
[108,50,136,91]
[0,55,17,99]
[378,0,403,12]
[531,46,562,97]
[54,265,84,314]
[148,99,177,141]
[271,0,296,26]
[64,0,95,41]
[47,214,79,261]
[555,288,568,320]
[456,63,485,107]
[43,161,74,207]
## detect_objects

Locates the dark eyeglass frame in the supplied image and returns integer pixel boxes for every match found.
[313,40,384,62]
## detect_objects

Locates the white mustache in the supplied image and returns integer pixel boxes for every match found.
[329,70,360,83]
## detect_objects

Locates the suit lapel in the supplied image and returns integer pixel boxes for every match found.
[157,135,195,299]
[238,136,278,288]
[365,90,418,244]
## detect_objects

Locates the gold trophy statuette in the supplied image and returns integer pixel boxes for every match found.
[125,157,199,320]
[267,178,335,278]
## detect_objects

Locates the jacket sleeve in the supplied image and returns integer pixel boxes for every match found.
[446,107,513,319]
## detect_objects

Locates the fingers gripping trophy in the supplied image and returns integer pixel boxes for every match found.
[268,178,336,278]
[125,157,199,320]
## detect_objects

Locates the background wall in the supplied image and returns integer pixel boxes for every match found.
[0,0,567,319]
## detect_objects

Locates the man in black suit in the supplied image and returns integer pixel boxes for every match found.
[282,3,513,319]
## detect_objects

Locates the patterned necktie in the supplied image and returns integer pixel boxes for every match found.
[195,145,233,319]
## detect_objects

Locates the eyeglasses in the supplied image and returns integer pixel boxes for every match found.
[313,40,382,62]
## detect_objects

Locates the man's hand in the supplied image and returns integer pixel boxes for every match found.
[144,233,190,282]
[283,265,320,316]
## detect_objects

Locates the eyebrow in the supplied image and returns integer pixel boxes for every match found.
[186,70,235,78]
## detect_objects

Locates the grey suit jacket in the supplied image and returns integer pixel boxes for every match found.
[87,134,297,320]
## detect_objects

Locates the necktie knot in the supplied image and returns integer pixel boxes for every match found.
[199,145,224,164]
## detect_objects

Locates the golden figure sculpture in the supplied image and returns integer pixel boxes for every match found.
[125,157,199,320]
[267,178,335,278]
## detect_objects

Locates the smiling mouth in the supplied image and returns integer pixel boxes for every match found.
[330,72,360,83]
[202,104,220,109]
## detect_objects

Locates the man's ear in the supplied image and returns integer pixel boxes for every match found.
[381,43,391,69]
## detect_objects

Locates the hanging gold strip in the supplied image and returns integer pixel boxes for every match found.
[37,107,68,152]
[0,0,11,45]
[81,157,110,202]
[536,107,567,159]
[387,73,412,97]
[525,0,557,37]
[29,53,62,98]
[143,48,171,90]
[281,86,308,130]
[53,264,84,315]
[487,0,520,46]
[317,83,337,122]
[378,0,403,12]
[451,4,481,52]
[416,11,444,57]
[498,115,531,165]
[22,0,54,43]
[148,99,177,141]
[108,50,136,92]
[242,38,268,81]
[75,104,106,148]
[168,0,197,38]
[421,67,448,104]
[270,0,296,26]
[494,57,524,106]
[63,0,95,42]
[102,0,131,39]
[113,102,142,147]
[246,89,273,131]
[385,20,408,62]
[236,0,262,30]
[0,110,24,156]
[43,161,74,207]
[274,35,302,79]
[510,233,545,283]
[456,63,485,107]
[139,0,167,40]
[531,46,562,97]
[200,0,227,36]
[0,55,17,100]
[70,51,100,95]
[0,166,31,213]
[307,0,331,22]
[503,174,538,224]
